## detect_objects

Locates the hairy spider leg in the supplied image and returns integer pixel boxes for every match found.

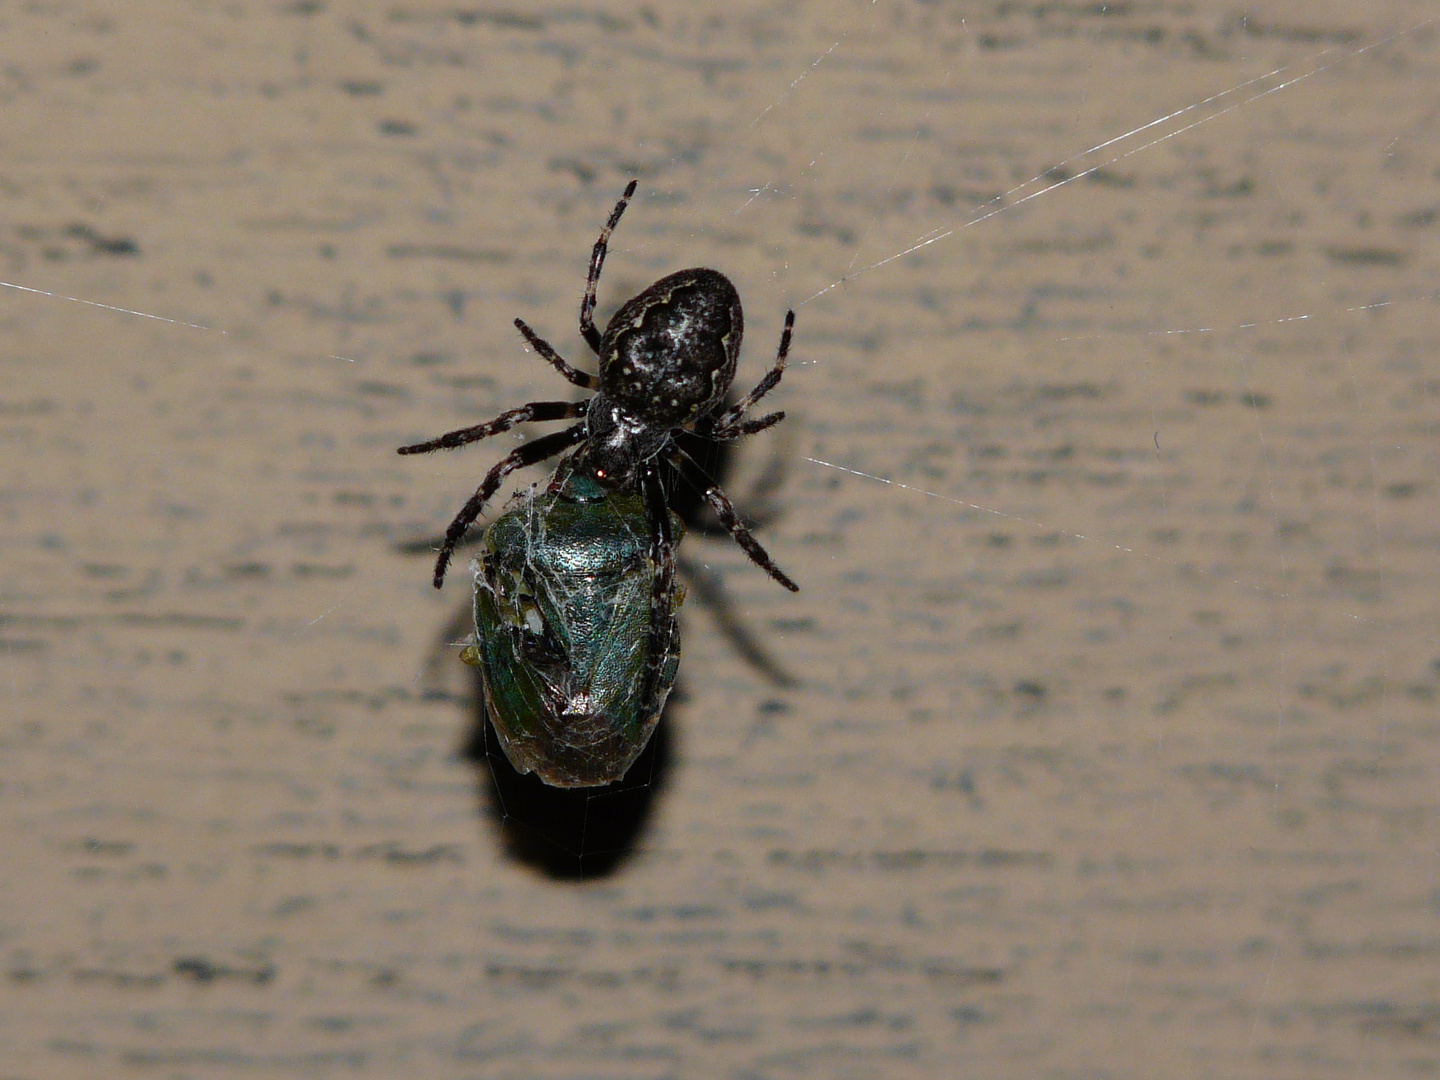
[676,551,798,688]
[638,465,681,721]
[513,319,598,390]
[579,179,639,353]
[667,409,795,541]
[396,399,587,455]
[430,424,588,588]
[705,309,795,439]
[703,483,799,593]
[713,411,786,440]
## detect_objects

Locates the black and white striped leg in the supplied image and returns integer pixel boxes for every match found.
[711,410,785,441]
[579,179,638,353]
[430,424,588,588]
[398,399,587,456]
[704,484,799,592]
[639,464,680,717]
[513,319,598,390]
[676,551,798,688]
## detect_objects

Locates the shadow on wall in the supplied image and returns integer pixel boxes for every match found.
[462,665,679,881]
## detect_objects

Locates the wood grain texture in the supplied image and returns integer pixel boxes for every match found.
[2,1,1437,1076]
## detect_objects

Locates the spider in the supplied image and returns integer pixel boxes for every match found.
[398,181,799,731]
[397,178,799,594]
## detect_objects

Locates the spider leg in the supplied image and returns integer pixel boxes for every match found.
[398,400,587,456]
[730,415,794,530]
[667,418,790,537]
[704,483,799,592]
[514,318,598,390]
[677,552,798,688]
[579,179,638,354]
[708,309,794,433]
[638,464,680,718]
[710,410,785,441]
[430,424,587,588]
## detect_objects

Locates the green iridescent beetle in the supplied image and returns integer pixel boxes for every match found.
[460,458,686,787]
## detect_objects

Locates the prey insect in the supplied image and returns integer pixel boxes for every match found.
[459,458,686,787]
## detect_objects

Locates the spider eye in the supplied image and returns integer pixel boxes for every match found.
[595,468,608,479]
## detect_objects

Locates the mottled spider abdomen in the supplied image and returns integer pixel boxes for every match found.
[598,267,743,429]
[463,460,685,788]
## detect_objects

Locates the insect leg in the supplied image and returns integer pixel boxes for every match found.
[398,400,587,455]
[579,179,639,354]
[430,424,587,588]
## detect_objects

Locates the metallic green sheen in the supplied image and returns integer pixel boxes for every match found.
[466,464,684,787]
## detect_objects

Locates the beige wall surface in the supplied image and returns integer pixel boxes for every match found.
[2,2,1438,1077]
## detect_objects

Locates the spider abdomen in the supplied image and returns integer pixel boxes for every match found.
[598,267,743,429]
